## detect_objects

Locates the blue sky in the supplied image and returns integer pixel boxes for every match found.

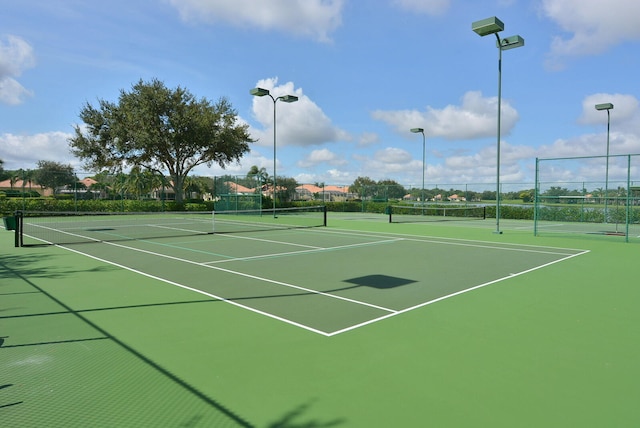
[1,0,639,190]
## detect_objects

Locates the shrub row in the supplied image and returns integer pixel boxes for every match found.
[0,198,213,215]
[3,198,638,223]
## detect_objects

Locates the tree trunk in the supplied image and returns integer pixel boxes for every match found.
[172,174,184,203]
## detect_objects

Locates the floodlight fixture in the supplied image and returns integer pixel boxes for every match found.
[472,17,504,37]
[250,87,270,97]
[279,95,299,103]
[498,35,525,50]
[410,128,426,206]
[595,103,614,111]
[595,102,614,222]
[471,16,524,234]
[250,86,299,215]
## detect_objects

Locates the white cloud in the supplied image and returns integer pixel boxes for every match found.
[374,147,413,164]
[392,0,450,15]
[539,130,640,159]
[325,168,353,182]
[0,78,33,105]
[295,168,353,185]
[578,93,640,129]
[439,142,535,185]
[535,99,640,183]
[532,94,637,185]
[371,91,519,140]
[351,147,421,182]
[168,0,344,42]
[297,148,347,168]
[358,132,379,147]
[0,35,36,105]
[249,77,349,148]
[542,0,640,68]
[0,132,77,170]
[533,141,637,185]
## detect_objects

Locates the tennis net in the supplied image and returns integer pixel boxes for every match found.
[213,206,327,234]
[17,206,327,246]
[389,205,486,223]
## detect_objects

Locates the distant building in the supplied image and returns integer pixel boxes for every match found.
[0,178,51,196]
[295,184,356,201]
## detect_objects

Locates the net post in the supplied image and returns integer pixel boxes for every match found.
[533,157,539,237]
[15,210,23,247]
[388,205,392,223]
[322,205,327,227]
[626,155,631,243]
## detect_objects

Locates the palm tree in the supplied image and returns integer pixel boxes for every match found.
[23,169,34,194]
[124,166,153,200]
[9,171,21,190]
[247,165,269,185]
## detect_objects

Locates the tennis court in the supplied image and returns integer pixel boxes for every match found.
[2,212,640,427]
[15,210,585,336]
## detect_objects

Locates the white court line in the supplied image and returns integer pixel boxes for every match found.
[205,238,403,264]
[310,227,589,255]
[25,221,210,243]
[41,227,590,337]
[27,223,103,244]
[101,240,397,314]
[216,233,323,249]
[54,244,334,336]
[326,248,590,336]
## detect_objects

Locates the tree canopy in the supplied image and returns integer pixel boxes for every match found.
[247,165,268,183]
[68,78,254,203]
[33,160,77,194]
[349,176,407,199]
[349,176,377,197]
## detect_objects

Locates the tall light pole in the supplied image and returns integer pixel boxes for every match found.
[595,102,614,222]
[472,16,524,234]
[250,87,298,215]
[410,128,426,206]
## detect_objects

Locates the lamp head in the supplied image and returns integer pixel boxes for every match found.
[250,87,270,97]
[472,17,504,37]
[595,103,614,111]
[279,95,299,103]
[410,128,424,134]
[498,35,525,50]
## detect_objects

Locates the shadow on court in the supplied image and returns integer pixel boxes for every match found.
[0,253,117,281]
[268,400,346,427]
[185,274,418,305]
[345,274,416,289]
[0,257,257,427]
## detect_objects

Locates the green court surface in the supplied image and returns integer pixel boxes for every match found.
[2,214,640,427]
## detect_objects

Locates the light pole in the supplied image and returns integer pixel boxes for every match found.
[250,87,298,215]
[595,102,614,222]
[410,128,426,206]
[472,16,524,234]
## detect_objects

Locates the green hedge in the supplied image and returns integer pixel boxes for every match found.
[0,198,214,215]
[3,198,636,224]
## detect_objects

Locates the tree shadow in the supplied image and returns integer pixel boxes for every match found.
[0,253,117,282]
[1,259,255,427]
[0,383,23,410]
[268,401,346,428]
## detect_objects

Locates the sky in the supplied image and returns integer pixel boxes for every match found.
[1,0,640,191]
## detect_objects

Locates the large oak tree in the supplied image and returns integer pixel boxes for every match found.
[33,160,76,194]
[69,78,253,203]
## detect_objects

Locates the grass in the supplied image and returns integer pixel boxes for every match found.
[1,217,640,427]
